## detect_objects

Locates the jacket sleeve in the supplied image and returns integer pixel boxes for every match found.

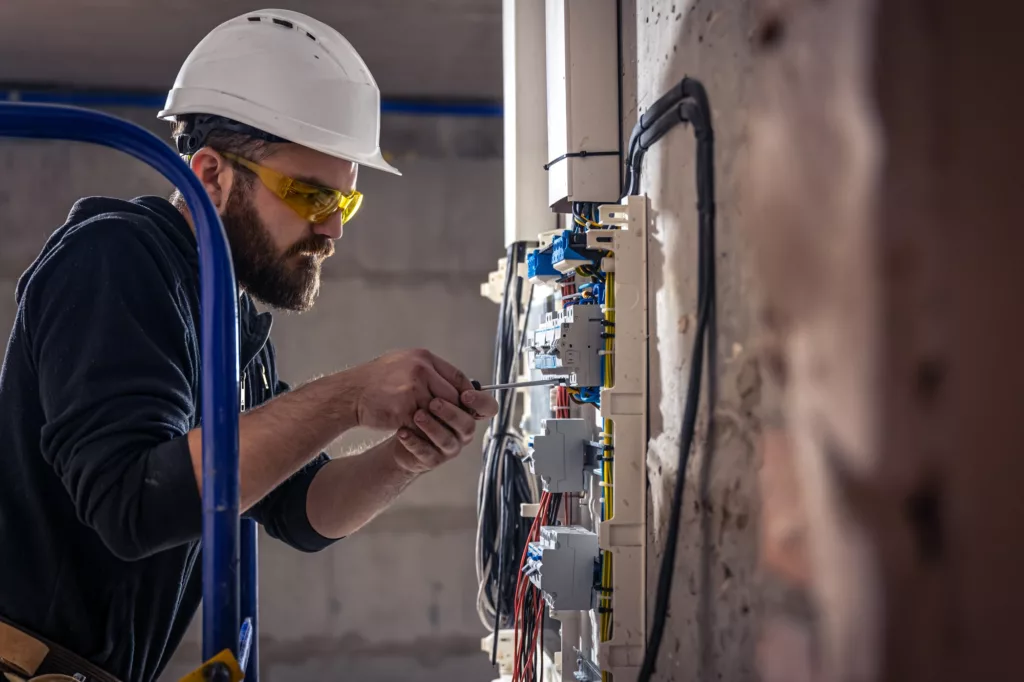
[244,378,339,553]
[27,223,202,561]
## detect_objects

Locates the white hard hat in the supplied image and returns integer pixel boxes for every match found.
[158,8,400,175]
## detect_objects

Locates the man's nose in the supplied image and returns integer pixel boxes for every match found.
[312,212,343,240]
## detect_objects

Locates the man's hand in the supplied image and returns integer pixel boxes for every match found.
[393,391,498,474]
[346,348,458,430]
[304,374,500,538]
[346,349,498,433]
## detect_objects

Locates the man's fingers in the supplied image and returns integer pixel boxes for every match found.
[413,409,461,456]
[428,399,476,444]
[428,354,475,394]
[422,364,460,405]
[396,429,445,470]
[460,390,499,420]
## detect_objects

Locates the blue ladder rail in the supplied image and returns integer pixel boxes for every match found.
[0,103,257,679]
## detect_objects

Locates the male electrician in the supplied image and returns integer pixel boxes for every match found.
[0,10,497,682]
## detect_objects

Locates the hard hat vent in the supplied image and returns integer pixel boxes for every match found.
[159,9,401,175]
[247,15,318,42]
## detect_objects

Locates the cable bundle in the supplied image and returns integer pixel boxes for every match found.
[512,491,564,682]
[628,78,716,682]
[477,243,539,642]
[598,271,616,668]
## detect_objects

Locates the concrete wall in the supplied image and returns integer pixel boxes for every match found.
[0,108,505,682]
[638,1,767,680]
[0,0,503,99]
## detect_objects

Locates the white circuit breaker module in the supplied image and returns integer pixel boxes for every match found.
[528,418,591,493]
[525,526,599,612]
[531,304,604,387]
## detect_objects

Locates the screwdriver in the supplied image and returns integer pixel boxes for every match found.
[471,378,567,392]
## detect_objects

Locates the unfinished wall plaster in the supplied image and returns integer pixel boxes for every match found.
[638,1,765,680]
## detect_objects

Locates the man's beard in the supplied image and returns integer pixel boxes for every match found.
[220,184,334,312]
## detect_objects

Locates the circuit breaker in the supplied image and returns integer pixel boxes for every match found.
[531,304,604,387]
[525,525,599,611]
[528,418,591,493]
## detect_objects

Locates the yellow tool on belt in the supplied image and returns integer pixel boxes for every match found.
[177,650,244,682]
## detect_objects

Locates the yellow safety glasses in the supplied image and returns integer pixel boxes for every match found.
[220,151,364,224]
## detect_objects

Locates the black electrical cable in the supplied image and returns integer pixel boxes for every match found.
[479,244,516,623]
[571,202,588,230]
[491,446,517,662]
[478,243,537,649]
[615,0,625,194]
[622,77,711,198]
[630,78,716,682]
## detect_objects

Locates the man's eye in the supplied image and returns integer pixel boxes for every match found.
[310,192,338,208]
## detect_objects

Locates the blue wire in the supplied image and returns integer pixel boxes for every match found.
[2,89,503,118]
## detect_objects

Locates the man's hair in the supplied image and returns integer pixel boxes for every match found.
[168,114,276,213]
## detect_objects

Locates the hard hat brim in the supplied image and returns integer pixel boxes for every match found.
[160,87,401,177]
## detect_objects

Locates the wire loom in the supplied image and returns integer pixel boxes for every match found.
[477,242,538,650]
[629,77,716,682]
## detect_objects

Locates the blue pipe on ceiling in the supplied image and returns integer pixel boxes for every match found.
[0,89,503,118]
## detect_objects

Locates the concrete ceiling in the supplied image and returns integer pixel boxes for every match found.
[0,0,502,99]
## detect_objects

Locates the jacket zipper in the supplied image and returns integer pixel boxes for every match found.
[240,370,248,413]
[241,358,268,414]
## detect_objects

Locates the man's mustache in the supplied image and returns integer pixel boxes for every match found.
[286,235,334,259]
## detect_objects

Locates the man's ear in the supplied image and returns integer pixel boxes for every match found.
[189,148,235,212]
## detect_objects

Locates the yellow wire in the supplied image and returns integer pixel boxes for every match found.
[599,271,615,671]
[589,226,615,682]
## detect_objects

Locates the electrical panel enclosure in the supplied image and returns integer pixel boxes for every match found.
[545,0,620,210]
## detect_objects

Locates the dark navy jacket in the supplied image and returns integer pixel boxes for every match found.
[0,196,335,682]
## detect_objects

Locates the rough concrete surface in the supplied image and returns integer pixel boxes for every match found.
[0,110,504,682]
[638,1,765,680]
[0,0,503,99]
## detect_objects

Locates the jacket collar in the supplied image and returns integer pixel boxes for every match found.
[238,293,273,370]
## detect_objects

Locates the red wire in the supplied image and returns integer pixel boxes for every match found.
[520,278,579,681]
[555,385,570,419]
[514,493,550,682]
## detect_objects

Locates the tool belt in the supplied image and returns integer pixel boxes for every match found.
[0,618,121,682]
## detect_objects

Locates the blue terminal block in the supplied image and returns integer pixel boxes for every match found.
[551,230,592,273]
[574,387,602,406]
[576,282,606,306]
[528,247,560,283]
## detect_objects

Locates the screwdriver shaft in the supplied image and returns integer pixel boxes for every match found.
[473,378,566,391]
